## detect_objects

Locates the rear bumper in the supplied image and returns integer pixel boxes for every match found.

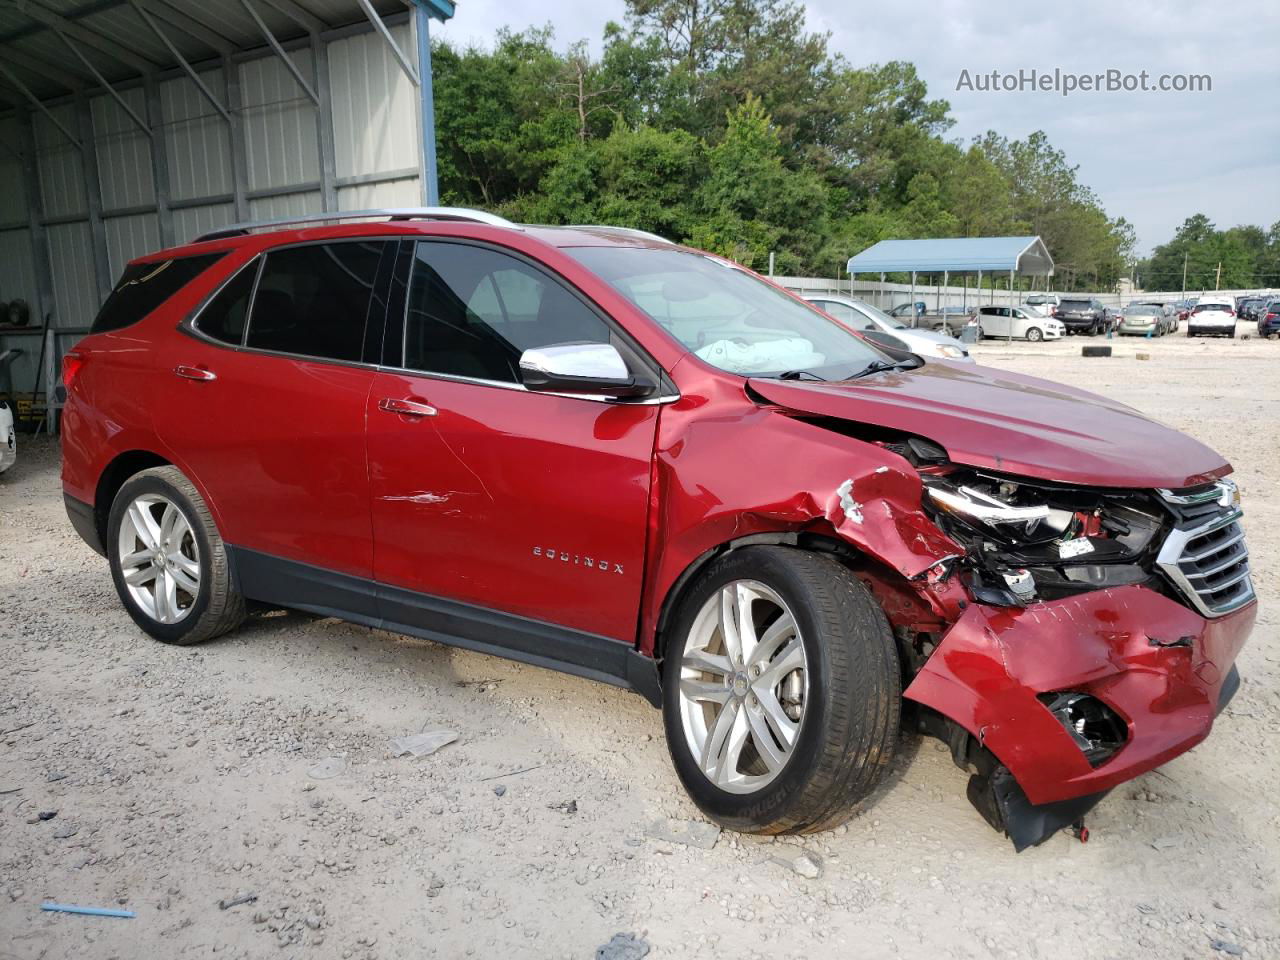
[65,493,105,556]
[904,585,1254,806]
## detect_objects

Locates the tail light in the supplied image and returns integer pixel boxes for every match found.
[62,351,85,389]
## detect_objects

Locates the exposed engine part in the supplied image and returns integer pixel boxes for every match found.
[1036,692,1128,767]
[919,470,1167,606]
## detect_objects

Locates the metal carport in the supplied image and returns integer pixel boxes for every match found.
[847,236,1055,325]
[0,0,455,425]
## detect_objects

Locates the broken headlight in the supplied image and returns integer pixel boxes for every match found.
[921,473,1165,606]
[1037,691,1128,767]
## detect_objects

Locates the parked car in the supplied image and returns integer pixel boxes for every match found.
[971,305,1064,342]
[1258,300,1280,337]
[804,295,974,362]
[886,301,960,335]
[1024,294,1060,312]
[1117,304,1167,336]
[1055,297,1109,335]
[0,399,15,474]
[61,208,1255,852]
[1238,297,1268,323]
[1129,301,1176,335]
[1187,297,1237,337]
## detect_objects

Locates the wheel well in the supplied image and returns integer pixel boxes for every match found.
[650,531,858,662]
[94,450,171,545]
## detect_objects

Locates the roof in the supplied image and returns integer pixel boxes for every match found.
[847,236,1054,276]
[0,0,441,104]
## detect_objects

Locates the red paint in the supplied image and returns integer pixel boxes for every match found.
[749,365,1230,489]
[62,220,1256,813]
[904,586,1255,804]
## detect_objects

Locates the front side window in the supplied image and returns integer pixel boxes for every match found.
[402,242,614,383]
[812,300,874,331]
[568,247,886,378]
[245,241,389,362]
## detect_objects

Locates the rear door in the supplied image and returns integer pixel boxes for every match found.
[156,239,394,588]
[979,306,1009,337]
[365,239,662,650]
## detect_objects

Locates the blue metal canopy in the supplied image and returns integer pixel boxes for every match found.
[847,236,1054,276]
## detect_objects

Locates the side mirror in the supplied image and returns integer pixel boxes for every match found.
[519,342,655,399]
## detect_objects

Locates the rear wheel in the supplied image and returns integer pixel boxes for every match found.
[1025,326,1043,342]
[107,466,245,645]
[662,546,900,834]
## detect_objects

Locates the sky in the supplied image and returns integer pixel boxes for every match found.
[434,0,1280,256]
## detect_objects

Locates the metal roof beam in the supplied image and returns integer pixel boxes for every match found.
[10,0,160,74]
[355,0,417,85]
[0,62,80,148]
[139,0,235,56]
[258,0,326,34]
[55,30,152,136]
[130,0,230,122]
[239,0,318,104]
[0,44,89,91]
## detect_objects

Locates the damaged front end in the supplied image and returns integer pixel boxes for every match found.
[893,455,1256,849]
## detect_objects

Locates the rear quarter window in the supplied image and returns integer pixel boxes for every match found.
[91,253,226,333]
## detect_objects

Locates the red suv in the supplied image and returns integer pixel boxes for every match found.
[62,209,1255,850]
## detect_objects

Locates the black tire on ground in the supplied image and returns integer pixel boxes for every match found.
[661,546,900,835]
[1082,345,1113,357]
[107,465,245,645]
[1025,326,1043,342]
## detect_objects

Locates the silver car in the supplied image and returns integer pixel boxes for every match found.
[805,296,974,362]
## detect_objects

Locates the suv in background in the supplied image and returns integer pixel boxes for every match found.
[1257,300,1280,337]
[1187,297,1237,337]
[1055,297,1109,335]
[1025,294,1060,313]
[61,208,1255,852]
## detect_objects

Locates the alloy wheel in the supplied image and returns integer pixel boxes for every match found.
[117,493,201,624]
[678,580,809,794]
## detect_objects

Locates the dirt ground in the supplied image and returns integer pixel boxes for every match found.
[2,328,1277,960]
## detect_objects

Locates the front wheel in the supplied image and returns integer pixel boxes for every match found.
[1025,326,1044,342]
[662,546,900,834]
[108,466,245,645]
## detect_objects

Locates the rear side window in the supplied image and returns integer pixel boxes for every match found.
[195,260,260,345]
[245,241,390,362]
[92,253,225,333]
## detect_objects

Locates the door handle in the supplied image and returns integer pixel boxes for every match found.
[378,397,437,418]
[175,364,217,381]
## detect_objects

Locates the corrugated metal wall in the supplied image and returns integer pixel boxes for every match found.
[0,17,423,335]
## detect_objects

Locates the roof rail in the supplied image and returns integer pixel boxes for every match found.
[193,207,519,243]
[566,225,674,245]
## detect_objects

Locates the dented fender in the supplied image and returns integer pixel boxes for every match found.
[639,366,963,655]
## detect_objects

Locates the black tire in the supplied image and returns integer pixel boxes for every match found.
[661,546,900,834]
[107,466,245,645]
[1025,326,1043,342]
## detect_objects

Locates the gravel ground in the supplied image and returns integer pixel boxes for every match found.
[1,328,1277,959]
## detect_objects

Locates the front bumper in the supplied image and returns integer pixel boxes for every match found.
[904,585,1254,807]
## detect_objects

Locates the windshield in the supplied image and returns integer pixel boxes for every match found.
[567,247,888,378]
[1129,306,1161,316]
[1059,299,1091,309]
[1192,303,1230,313]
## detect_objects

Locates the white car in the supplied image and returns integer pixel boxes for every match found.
[805,295,975,362]
[971,305,1065,342]
[0,401,15,475]
[1187,297,1237,338]
[1024,294,1060,312]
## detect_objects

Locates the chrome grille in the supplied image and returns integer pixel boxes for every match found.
[1156,484,1255,617]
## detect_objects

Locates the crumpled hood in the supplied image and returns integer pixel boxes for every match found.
[748,362,1230,489]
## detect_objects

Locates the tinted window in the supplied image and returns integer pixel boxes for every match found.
[245,241,389,362]
[92,253,225,333]
[403,242,611,383]
[195,259,259,345]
